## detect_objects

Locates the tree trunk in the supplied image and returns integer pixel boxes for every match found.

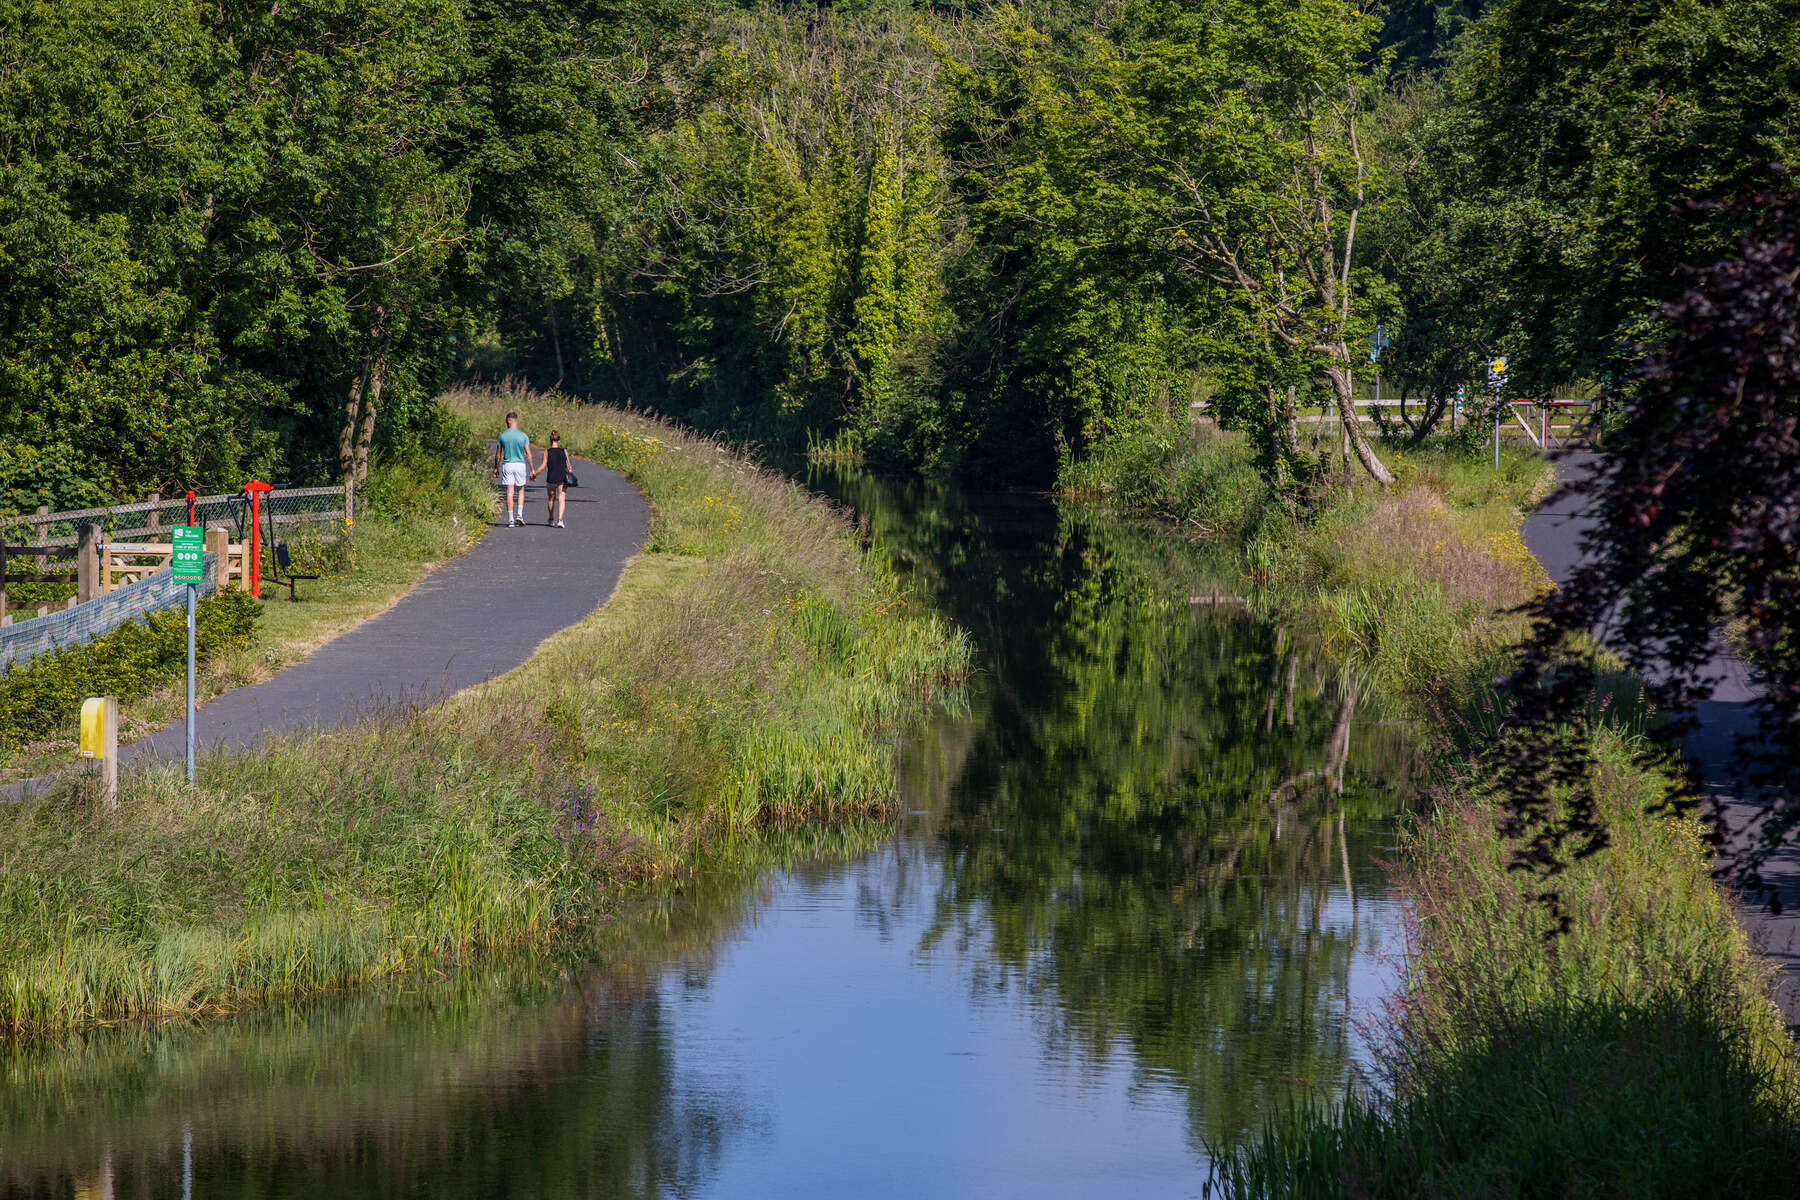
[598,305,634,403]
[1283,385,1301,458]
[547,297,565,387]
[339,359,371,481]
[1326,360,1395,484]
[352,328,393,484]
[1265,386,1290,486]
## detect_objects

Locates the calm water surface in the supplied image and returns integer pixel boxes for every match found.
[0,476,1417,1198]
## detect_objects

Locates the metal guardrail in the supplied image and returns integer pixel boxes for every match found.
[0,552,222,670]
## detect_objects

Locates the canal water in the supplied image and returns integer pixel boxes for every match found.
[0,476,1417,1199]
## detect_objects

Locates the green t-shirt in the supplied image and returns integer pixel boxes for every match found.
[498,427,530,464]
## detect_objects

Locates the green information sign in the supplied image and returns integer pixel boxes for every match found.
[171,525,204,585]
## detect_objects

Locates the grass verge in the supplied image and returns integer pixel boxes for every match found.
[0,387,969,1035]
[1064,418,1800,1194]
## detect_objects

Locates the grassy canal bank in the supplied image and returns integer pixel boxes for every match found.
[1067,420,1800,1193]
[0,388,969,1035]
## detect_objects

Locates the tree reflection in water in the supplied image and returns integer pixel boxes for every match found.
[818,468,1418,1149]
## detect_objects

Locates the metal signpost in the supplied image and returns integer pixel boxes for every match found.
[1487,357,1509,468]
[171,525,204,782]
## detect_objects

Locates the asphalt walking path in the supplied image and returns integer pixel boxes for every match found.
[2,457,647,799]
[1523,451,1800,1025]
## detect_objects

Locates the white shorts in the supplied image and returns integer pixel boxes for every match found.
[500,462,528,487]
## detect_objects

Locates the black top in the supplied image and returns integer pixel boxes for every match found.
[544,446,569,483]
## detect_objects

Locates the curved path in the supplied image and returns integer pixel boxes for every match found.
[1524,451,1800,1026]
[115,459,647,764]
[0,459,642,791]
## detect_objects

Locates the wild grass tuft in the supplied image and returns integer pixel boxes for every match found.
[1208,732,1800,1197]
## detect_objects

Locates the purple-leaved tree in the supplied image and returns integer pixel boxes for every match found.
[1498,191,1800,926]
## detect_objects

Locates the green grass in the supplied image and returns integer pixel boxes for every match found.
[1063,416,1552,709]
[1207,731,1800,1198]
[0,387,969,1035]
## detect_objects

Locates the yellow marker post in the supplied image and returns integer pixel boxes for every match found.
[78,695,117,809]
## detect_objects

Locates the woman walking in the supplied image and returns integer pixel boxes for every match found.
[540,430,571,528]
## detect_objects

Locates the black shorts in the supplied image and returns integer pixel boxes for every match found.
[544,472,567,489]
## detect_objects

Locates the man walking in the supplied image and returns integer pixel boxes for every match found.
[493,412,536,527]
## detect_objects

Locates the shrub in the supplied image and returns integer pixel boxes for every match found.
[0,589,261,750]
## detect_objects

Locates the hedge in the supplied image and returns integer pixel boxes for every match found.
[0,589,261,751]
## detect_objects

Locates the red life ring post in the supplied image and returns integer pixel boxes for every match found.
[244,480,273,599]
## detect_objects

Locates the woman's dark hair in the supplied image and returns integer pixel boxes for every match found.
[549,429,560,444]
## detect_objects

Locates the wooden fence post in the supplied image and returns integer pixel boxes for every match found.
[206,527,230,591]
[103,695,118,809]
[77,523,101,604]
[147,491,161,533]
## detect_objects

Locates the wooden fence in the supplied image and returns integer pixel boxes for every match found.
[1193,396,1600,449]
[0,483,346,627]
[101,532,246,594]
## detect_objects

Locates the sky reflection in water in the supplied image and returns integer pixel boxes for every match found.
[0,477,1415,1199]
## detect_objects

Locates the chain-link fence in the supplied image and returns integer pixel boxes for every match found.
[0,553,222,670]
[0,486,345,550]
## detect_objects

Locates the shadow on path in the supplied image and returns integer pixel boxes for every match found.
[1523,451,1800,1025]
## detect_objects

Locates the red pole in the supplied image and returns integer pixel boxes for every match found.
[244,481,272,598]
[186,490,196,526]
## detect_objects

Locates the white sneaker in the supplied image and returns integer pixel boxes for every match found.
[555,520,565,528]
[507,517,516,527]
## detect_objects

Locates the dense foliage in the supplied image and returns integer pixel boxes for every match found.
[0,0,683,510]
[2,0,1795,497]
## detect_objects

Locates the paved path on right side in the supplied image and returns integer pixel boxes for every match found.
[1523,451,1800,1025]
